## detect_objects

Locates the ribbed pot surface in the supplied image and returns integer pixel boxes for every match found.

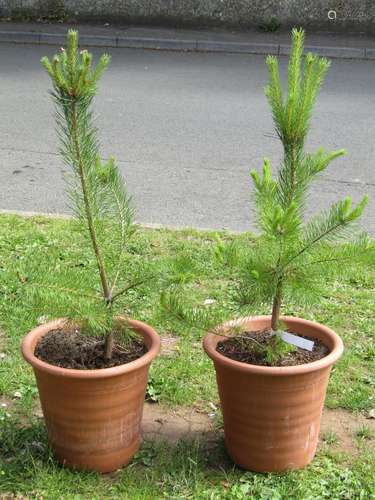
[22,317,160,472]
[203,316,344,472]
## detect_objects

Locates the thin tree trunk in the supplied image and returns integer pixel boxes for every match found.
[271,279,282,331]
[71,102,111,303]
[71,102,114,359]
[285,144,298,206]
[104,331,114,360]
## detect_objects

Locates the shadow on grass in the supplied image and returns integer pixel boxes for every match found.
[0,415,235,497]
[0,418,55,477]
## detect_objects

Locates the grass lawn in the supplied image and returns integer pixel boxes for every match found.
[0,214,374,499]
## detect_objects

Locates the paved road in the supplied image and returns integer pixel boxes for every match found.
[0,43,374,233]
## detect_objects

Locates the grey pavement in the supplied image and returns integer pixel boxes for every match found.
[0,42,374,233]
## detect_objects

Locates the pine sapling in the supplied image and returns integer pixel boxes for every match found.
[158,29,370,365]
[41,30,136,359]
[241,28,368,358]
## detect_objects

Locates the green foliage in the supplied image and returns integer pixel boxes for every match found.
[160,286,227,331]
[40,31,137,341]
[264,334,296,365]
[242,28,369,331]
[213,234,243,268]
[258,17,281,33]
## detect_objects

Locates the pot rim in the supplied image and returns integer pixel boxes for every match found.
[203,315,344,376]
[21,316,160,379]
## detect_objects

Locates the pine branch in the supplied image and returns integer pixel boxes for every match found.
[161,287,228,331]
[111,275,156,302]
[282,196,368,270]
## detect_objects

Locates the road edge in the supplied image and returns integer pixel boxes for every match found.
[0,30,372,60]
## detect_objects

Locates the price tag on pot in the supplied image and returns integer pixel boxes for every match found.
[278,331,314,352]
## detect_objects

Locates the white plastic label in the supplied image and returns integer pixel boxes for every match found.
[278,331,314,352]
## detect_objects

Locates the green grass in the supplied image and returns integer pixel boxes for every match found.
[0,214,374,498]
[1,418,374,499]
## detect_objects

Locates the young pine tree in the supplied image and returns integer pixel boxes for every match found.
[240,28,368,334]
[41,31,136,359]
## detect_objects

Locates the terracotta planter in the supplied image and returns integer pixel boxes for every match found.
[22,317,160,473]
[203,315,344,472]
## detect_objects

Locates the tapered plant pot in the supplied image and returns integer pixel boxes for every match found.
[203,315,344,472]
[22,317,160,473]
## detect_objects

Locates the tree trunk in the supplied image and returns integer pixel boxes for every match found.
[104,331,114,360]
[71,102,114,360]
[271,280,282,331]
[71,103,111,303]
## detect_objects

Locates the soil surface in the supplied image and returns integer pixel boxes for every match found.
[34,329,147,369]
[217,329,329,367]
[142,403,217,444]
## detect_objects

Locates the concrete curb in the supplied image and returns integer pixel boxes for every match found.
[0,30,371,60]
[0,209,239,233]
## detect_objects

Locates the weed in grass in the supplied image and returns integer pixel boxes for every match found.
[356,425,374,440]
[146,374,162,403]
[322,430,339,446]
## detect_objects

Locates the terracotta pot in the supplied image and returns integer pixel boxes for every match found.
[203,315,344,472]
[22,317,160,473]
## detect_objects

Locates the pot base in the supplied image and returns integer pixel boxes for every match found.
[54,438,140,473]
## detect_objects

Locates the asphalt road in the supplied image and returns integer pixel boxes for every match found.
[0,43,374,233]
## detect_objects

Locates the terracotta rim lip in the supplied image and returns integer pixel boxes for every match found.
[21,316,161,379]
[203,315,344,376]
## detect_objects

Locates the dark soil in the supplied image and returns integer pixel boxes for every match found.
[35,329,147,369]
[217,329,329,367]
